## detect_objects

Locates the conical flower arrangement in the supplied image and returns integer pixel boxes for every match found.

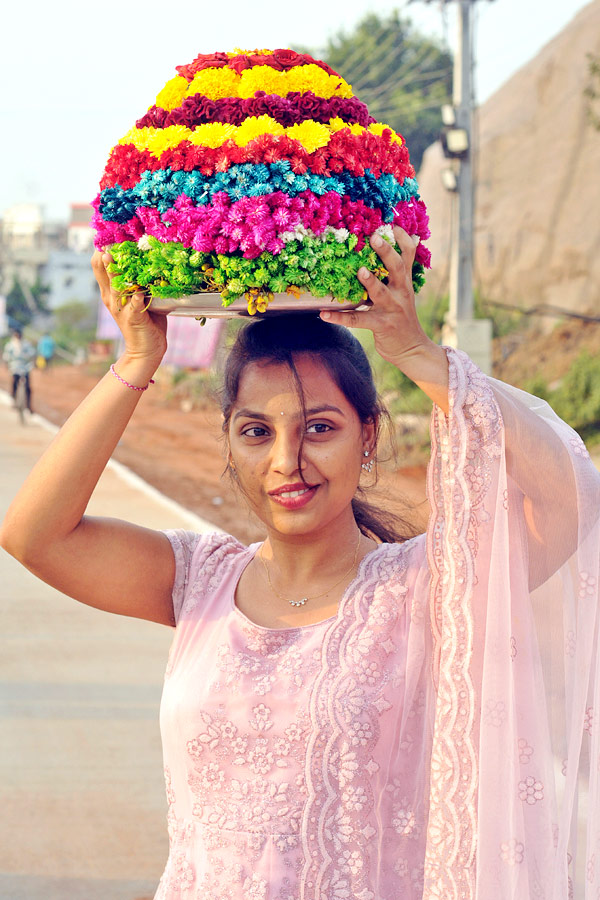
[92,49,431,315]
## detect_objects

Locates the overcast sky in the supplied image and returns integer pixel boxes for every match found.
[0,0,593,220]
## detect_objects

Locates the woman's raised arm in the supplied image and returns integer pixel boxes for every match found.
[0,254,177,626]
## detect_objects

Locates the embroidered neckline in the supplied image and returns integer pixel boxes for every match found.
[229,541,392,634]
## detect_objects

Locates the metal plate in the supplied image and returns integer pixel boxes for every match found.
[147,292,371,317]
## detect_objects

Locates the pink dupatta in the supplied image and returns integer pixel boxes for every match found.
[425,348,600,898]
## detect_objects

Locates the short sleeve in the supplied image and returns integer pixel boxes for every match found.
[162,529,246,625]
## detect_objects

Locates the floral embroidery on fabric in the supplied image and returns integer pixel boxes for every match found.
[518,776,544,804]
[424,348,503,899]
[500,838,525,865]
[518,738,533,764]
[300,542,412,900]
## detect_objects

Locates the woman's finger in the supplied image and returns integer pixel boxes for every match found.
[319,306,386,332]
[91,250,111,301]
[392,226,420,274]
[357,266,396,310]
[369,228,417,289]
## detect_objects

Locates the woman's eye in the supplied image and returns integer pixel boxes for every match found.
[242,426,269,438]
[307,423,332,434]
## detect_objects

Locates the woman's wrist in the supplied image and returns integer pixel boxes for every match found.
[392,340,450,413]
[112,354,161,390]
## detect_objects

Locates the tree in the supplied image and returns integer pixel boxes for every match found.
[52,300,97,352]
[6,277,50,328]
[303,11,453,172]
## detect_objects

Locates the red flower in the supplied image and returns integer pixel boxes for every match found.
[290,155,308,174]
[176,53,229,80]
[227,54,255,74]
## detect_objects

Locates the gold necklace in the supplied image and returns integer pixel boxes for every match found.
[258,533,362,608]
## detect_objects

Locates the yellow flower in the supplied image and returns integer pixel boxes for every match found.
[119,114,381,156]
[234,115,284,146]
[368,122,403,145]
[189,122,237,148]
[185,67,241,100]
[119,127,153,150]
[328,118,365,137]
[155,75,188,111]
[230,48,273,56]
[146,125,192,155]
[238,65,283,98]
[285,120,331,153]
[286,64,353,98]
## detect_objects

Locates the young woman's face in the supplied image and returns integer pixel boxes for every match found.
[228,355,375,538]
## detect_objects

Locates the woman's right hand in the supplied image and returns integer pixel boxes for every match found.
[92,250,168,372]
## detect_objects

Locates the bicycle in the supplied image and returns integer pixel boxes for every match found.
[14,375,28,425]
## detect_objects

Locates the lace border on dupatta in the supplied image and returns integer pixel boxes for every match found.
[424,348,503,899]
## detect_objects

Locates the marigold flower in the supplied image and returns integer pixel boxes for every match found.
[155,76,189,111]
[186,67,241,100]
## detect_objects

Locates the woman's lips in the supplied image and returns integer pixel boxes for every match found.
[268,485,319,510]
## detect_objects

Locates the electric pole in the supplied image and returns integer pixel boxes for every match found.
[418,0,493,373]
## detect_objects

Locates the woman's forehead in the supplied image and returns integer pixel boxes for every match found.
[235,357,346,409]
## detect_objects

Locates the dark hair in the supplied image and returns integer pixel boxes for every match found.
[220,314,417,544]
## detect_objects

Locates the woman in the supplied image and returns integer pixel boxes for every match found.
[1,227,599,899]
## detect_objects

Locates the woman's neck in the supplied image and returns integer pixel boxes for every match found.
[259,511,373,586]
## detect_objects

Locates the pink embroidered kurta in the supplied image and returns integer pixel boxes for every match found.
[155,349,600,900]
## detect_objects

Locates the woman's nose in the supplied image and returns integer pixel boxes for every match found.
[270,429,303,475]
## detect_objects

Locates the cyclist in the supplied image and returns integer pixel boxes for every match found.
[3,328,36,413]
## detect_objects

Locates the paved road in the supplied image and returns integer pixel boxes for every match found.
[0,397,217,900]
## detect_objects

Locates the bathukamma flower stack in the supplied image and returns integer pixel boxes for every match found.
[92,48,431,314]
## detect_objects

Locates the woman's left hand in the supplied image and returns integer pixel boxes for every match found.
[319,226,432,372]
[320,225,450,411]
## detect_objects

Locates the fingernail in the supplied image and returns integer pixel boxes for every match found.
[321,311,331,320]
[358,267,370,279]
[411,234,421,246]
[371,234,383,248]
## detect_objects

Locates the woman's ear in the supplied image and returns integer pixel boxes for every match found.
[362,417,377,455]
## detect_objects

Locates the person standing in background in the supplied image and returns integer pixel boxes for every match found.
[37,333,56,369]
[3,328,36,413]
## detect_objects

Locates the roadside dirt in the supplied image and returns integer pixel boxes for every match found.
[8,363,430,544]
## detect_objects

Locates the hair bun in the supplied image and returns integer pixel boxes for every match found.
[92,48,431,315]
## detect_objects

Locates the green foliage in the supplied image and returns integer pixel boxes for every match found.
[520,375,551,403]
[6,277,50,327]
[354,329,432,416]
[521,352,600,444]
[551,352,600,434]
[303,10,453,172]
[584,52,600,130]
[52,300,97,352]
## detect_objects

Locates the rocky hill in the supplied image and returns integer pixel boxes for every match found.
[417,0,600,318]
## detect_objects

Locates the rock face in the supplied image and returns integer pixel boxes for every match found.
[418,0,600,316]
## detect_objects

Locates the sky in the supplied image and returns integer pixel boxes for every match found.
[0,0,593,221]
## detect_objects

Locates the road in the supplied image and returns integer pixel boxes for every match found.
[0,397,217,900]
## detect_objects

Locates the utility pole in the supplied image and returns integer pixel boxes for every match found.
[418,0,493,373]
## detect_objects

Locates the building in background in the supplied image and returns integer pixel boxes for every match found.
[43,205,97,310]
[0,202,98,312]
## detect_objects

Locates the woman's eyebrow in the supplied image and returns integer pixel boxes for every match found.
[233,404,345,422]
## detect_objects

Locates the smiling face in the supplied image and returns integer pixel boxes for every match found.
[228,354,375,539]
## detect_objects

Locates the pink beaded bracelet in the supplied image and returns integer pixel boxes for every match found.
[109,363,155,392]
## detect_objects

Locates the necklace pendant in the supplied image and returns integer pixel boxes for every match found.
[289,598,308,607]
